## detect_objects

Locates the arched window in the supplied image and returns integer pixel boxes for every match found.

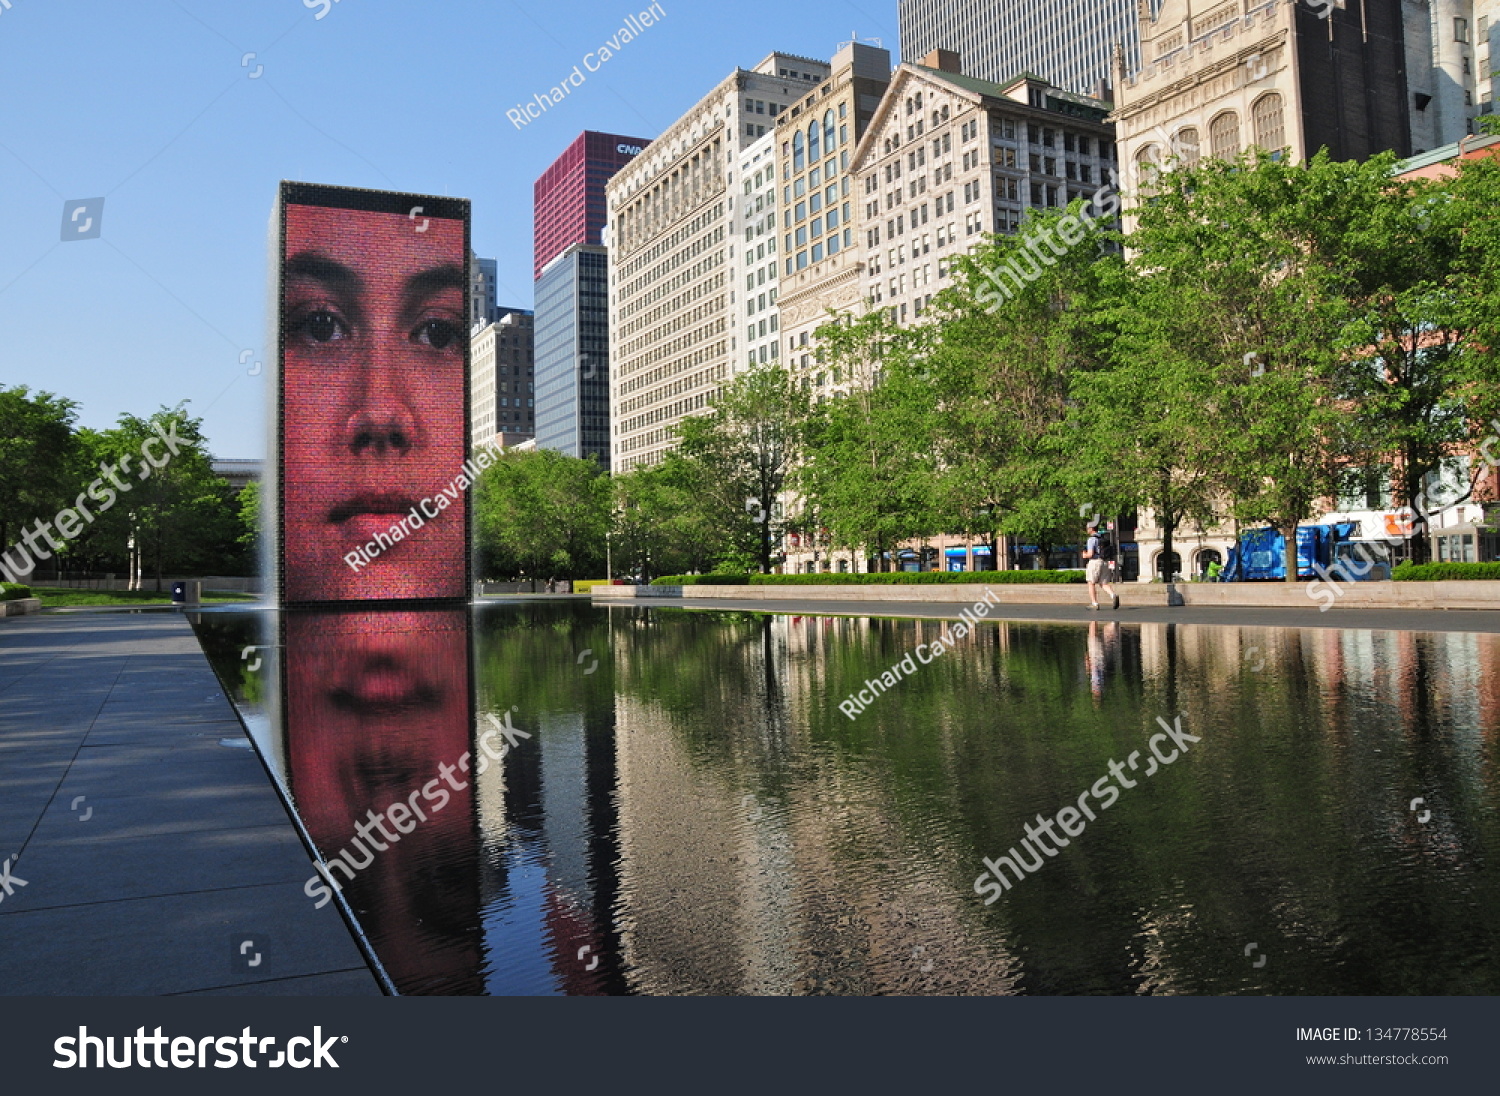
[793,130,805,172]
[1135,143,1161,187]
[1175,127,1200,167]
[808,120,821,163]
[1252,93,1285,155]
[824,109,836,152]
[1209,111,1240,159]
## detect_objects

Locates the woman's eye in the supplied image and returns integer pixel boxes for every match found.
[298,310,348,342]
[413,319,460,350]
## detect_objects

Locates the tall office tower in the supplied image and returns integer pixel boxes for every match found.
[733,130,782,373]
[607,52,832,471]
[899,0,1141,97]
[775,41,892,395]
[1480,0,1500,120]
[470,255,499,325]
[854,51,1115,330]
[1405,0,1492,150]
[535,244,611,467]
[534,131,652,280]
[469,310,536,451]
[1113,0,1431,193]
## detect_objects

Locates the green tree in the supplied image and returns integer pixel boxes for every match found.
[799,311,939,570]
[611,457,726,580]
[0,386,78,552]
[930,204,1120,565]
[474,450,609,586]
[1123,150,1389,581]
[671,364,812,574]
[90,407,245,589]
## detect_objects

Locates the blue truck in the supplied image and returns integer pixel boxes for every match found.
[1220,522,1390,581]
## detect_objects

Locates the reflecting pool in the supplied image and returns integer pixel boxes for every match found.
[192,602,1500,995]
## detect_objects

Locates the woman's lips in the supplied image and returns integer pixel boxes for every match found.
[328,493,417,524]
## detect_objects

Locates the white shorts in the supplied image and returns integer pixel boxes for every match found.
[1086,558,1109,584]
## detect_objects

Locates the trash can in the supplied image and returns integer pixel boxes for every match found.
[171,581,202,605]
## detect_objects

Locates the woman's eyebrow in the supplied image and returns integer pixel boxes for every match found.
[400,264,467,318]
[285,252,368,324]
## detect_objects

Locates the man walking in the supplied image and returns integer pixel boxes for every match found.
[1084,519,1119,611]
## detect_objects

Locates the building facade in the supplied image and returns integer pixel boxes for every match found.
[535,131,651,280]
[470,255,499,326]
[535,244,612,467]
[733,130,783,373]
[777,52,1117,574]
[469,310,536,451]
[1111,0,1444,203]
[899,0,1141,97]
[775,41,892,393]
[854,53,1117,336]
[607,52,833,471]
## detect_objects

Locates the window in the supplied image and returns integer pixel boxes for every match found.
[1209,111,1240,159]
[824,109,836,151]
[1251,94,1284,154]
[808,120,821,162]
[793,130,805,172]
[1456,16,1470,42]
[1175,127,1200,167]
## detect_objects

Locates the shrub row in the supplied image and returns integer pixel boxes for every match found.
[650,570,1085,586]
[1392,561,1500,582]
[650,574,752,586]
[750,570,1085,585]
[1,583,32,601]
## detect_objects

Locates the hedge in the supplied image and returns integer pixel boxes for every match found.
[750,570,1085,585]
[651,574,752,586]
[1,583,31,601]
[1392,561,1500,582]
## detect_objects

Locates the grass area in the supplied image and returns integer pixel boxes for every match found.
[32,586,258,607]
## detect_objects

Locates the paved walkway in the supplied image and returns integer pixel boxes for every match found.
[0,610,380,996]
[665,597,1500,634]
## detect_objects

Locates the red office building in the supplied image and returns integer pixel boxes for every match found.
[533,131,650,279]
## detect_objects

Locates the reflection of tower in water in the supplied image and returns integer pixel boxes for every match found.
[280,608,482,994]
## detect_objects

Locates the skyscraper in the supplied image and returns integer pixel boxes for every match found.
[607,52,832,470]
[532,132,649,470]
[899,0,1141,97]
[534,131,651,280]
[470,310,536,450]
[470,255,499,326]
[535,244,611,467]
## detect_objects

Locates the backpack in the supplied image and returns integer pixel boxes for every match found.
[1092,533,1117,563]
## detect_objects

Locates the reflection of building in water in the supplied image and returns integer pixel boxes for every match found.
[608,613,1023,994]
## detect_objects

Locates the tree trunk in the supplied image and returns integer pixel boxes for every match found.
[1160,515,1175,583]
[1281,520,1299,583]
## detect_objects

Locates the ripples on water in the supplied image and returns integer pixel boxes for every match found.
[191,603,1500,995]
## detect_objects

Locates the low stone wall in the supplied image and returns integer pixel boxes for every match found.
[0,598,43,617]
[592,581,1500,611]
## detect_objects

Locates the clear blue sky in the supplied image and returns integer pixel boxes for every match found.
[0,0,903,459]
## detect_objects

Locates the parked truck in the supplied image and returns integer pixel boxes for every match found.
[1220,522,1366,581]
